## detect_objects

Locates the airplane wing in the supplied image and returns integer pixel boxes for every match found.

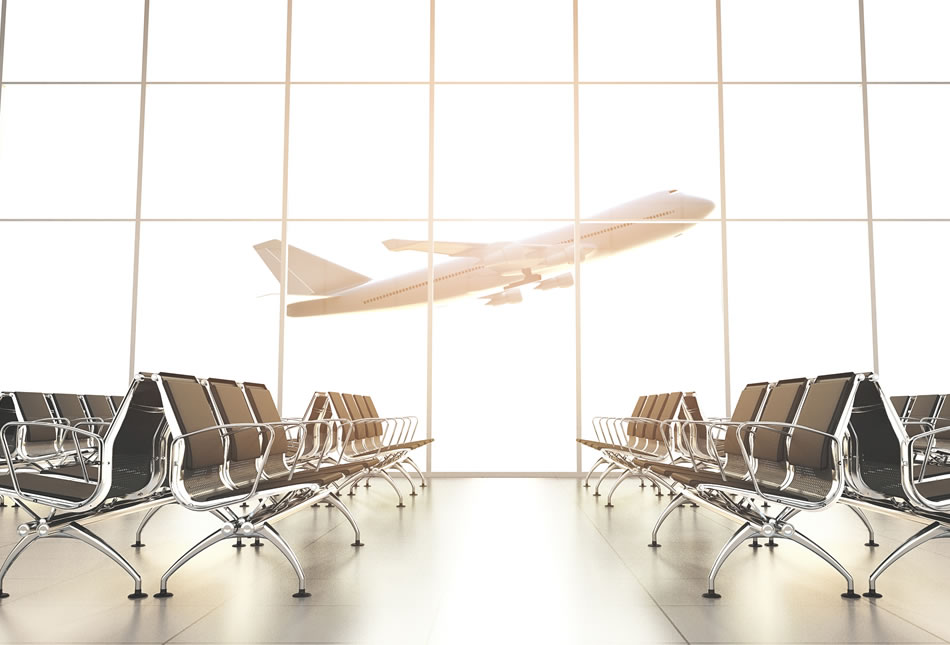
[254,240,371,296]
[382,239,487,257]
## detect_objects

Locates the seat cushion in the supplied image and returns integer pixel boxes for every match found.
[0,471,98,503]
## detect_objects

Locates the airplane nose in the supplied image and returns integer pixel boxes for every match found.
[683,195,716,220]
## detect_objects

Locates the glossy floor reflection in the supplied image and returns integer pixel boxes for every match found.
[0,478,947,643]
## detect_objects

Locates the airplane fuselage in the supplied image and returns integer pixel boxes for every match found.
[287,191,714,317]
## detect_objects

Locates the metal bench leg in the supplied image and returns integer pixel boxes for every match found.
[326,494,364,547]
[0,533,39,598]
[785,528,859,598]
[583,457,607,488]
[865,521,946,598]
[592,463,618,497]
[257,523,311,598]
[605,469,632,507]
[57,523,147,599]
[403,457,427,487]
[131,505,163,548]
[649,492,687,548]
[376,469,406,508]
[393,463,418,496]
[703,522,757,598]
[155,528,230,598]
[847,505,879,547]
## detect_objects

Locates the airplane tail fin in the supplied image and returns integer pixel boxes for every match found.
[254,240,371,296]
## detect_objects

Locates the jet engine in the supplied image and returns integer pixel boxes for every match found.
[482,288,523,306]
[534,272,574,290]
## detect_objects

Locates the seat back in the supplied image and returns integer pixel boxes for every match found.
[846,378,908,499]
[12,391,56,441]
[51,393,87,424]
[341,393,369,440]
[890,395,911,419]
[681,393,707,448]
[206,378,265,462]
[82,394,115,423]
[905,394,941,436]
[647,392,681,441]
[634,393,666,438]
[157,373,227,471]
[110,395,124,414]
[354,395,384,439]
[730,382,769,425]
[242,382,290,456]
[786,372,857,473]
[0,394,16,451]
[624,395,648,437]
[301,393,331,455]
[106,375,169,499]
[746,378,808,462]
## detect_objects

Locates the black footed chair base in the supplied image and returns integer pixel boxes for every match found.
[154,590,173,598]
[605,503,614,508]
[842,591,861,599]
[293,589,311,598]
[702,590,721,599]
[396,503,405,508]
[863,590,883,598]
[128,591,148,599]
[648,541,661,548]
[131,542,145,548]
[352,541,364,547]
[250,539,264,548]
[865,541,879,547]
[0,590,9,599]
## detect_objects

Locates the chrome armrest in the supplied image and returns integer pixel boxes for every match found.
[905,425,950,504]
[169,422,276,511]
[734,422,842,510]
[0,421,105,504]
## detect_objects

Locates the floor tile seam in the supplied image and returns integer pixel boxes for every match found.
[162,603,227,645]
[869,600,950,644]
[578,495,692,644]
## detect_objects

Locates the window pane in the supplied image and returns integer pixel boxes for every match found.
[0,86,140,219]
[134,222,281,385]
[435,85,574,220]
[146,0,287,81]
[723,85,866,219]
[865,0,950,81]
[436,0,572,81]
[579,0,717,81]
[292,0,429,81]
[431,221,575,472]
[581,220,725,469]
[868,86,950,219]
[721,0,860,81]
[580,85,720,217]
[282,222,427,425]
[874,223,950,395]
[141,86,285,219]
[288,86,429,219]
[727,222,874,401]
[1,0,143,81]
[0,222,133,393]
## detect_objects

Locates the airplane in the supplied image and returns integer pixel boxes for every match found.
[255,190,715,317]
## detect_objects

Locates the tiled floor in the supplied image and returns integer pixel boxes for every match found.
[0,477,948,644]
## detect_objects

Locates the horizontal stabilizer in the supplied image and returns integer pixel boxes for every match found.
[480,288,523,306]
[254,240,371,296]
[383,239,485,257]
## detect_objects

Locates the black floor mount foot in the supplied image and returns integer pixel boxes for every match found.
[749,539,761,549]
[130,541,145,548]
[865,540,879,547]
[648,541,661,548]
[410,491,418,496]
[582,483,590,488]
[766,538,778,548]
[0,590,9,599]
[293,589,312,598]
[364,482,371,487]
[251,539,264,548]
[128,591,148,599]
[863,590,883,598]
[605,503,614,508]
[352,540,364,547]
[592,492,601,497]
[154,590,173,598]
[233,540,245,548]
[702,590,721,599]
[842,590,861,599]
[396,503,406,508]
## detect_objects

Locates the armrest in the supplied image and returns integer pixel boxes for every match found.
[0,421,105,504]
[733,422,842,510]
[169,423,276,511]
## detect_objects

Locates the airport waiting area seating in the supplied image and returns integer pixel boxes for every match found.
[0,374,431,601]
[580,372,950,600]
